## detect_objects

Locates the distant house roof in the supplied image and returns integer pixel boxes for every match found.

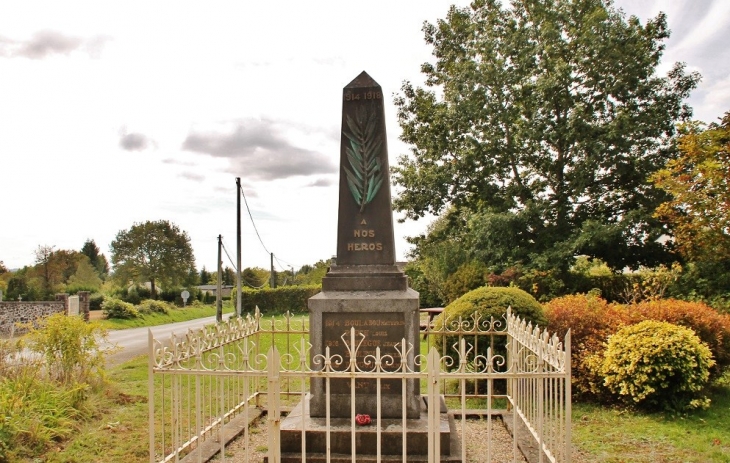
[197,285,235,297]
[128,282,161,291]
[197,285,234,290]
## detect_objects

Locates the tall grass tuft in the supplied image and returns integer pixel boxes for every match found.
[0,314,112,461]
[24,313,112,386]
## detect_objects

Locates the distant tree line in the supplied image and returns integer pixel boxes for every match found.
[0,218,334,305]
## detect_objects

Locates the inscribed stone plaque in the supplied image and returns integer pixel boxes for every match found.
[322,312,405,395]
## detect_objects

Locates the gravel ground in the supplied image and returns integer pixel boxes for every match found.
[215,415,528,463]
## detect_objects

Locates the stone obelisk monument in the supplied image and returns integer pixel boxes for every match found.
[308,70,420,419]
[280,72,458,462]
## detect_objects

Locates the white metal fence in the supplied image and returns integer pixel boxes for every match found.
[148,308,571,462]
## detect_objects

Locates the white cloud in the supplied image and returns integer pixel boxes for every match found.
[181,119,337,181]
[0,29,110,59]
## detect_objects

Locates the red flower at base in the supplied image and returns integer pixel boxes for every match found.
[355,414,371,426]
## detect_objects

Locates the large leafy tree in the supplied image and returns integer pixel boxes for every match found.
[81,239,110,279]
[199,266,212,285]
[394,0,700,272]
[33,245,58,296]
[0,261,9,296]
[110,220,196,298]
[241,267,266,288]
[652,112,730,262]
[31,246,81,298]
[222,266,235,286]
[296,259,332,286]
[67,256,103,292]
[6,269,36,301]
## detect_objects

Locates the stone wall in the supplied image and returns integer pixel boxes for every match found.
[0,300,67,336]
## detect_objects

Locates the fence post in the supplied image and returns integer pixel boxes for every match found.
[267,347,281,463]
[565,331,572,463]
[148,329,156,463]
[427,347,440,463]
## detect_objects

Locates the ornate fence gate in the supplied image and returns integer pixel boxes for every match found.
[148,308,571,462]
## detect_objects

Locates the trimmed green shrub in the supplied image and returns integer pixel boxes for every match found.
[602,320,715,411]
[137,299,172,315]
[433,286,546,366]
[158,288,178,303]
[158,287,199,305]
[202,291,215,304]
[121,286,142,305]
[435,286,546,332]
[234,285,322,315]
[102,297,139,319]
[88,292,105,311]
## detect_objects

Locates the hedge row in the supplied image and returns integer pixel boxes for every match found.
[234,285,322,315]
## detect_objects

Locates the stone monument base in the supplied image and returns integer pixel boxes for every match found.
[279,394,462,462]
[308,289,421,419]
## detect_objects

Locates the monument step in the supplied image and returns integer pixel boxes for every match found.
[280,395,462,460]
[276,451,463,463]
[321,274,408,291]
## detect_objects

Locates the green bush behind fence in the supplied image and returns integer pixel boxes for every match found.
[234,285,322,315]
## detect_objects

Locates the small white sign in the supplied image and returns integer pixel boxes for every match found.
[181,290,190,306]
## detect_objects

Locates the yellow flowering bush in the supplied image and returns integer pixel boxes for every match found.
[602,320,714,411]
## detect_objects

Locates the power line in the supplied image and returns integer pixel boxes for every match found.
[220,239,237,272]
[240,184,271,256]
[238,183,298,273]
[220,239,267,289]
[274,255,290,272]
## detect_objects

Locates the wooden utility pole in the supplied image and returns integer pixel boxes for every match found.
[270,252,276,288]
[236,177,242,317]
[216,234,223,323]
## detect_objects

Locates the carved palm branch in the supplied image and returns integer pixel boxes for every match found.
[343,106,384,212]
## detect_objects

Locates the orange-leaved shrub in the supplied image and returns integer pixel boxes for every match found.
[544,293,631,396]
[625,299,730,379]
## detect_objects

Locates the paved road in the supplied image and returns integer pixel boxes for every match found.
[105,313,232,366]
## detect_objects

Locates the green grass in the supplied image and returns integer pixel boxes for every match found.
[572,377,730,462]
[44,356,151,463]
[97,303,235,330]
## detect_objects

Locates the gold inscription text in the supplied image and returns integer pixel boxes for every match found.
[344,90,383,101]
[353,229,375,238]
[347,242,383,251]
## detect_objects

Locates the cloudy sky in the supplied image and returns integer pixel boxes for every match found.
[1,0,729,275]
